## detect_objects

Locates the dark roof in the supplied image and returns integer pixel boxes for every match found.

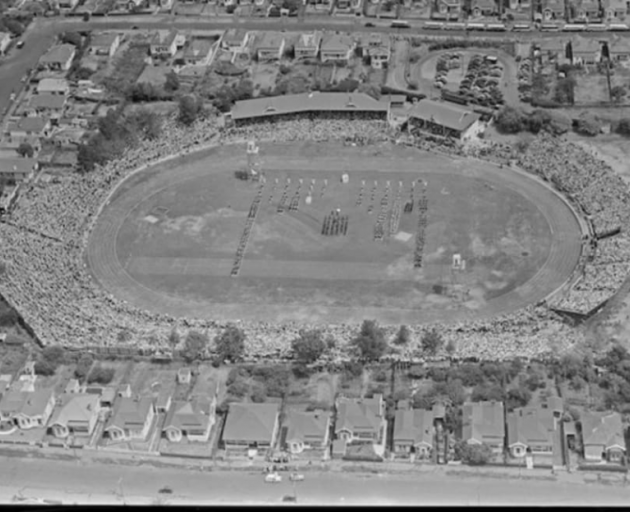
[581,411,625,450]
[393,409,434,445]
[336,395,383,434]
[285,409,331,444]
[408,99,481,133]
[462,401,505,444]
[40,44,75,65]
[163,399,212,431]
[105,396,153,430]
[506,407,555,448]
[28,94,66,110]
[222,403,279,443]
[231,92,388,120]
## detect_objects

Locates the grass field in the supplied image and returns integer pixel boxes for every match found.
[88,142,582,326]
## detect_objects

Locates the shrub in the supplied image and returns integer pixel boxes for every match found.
[292,364,313,380]
[227,378,249,398]
[373,368,388,383]
[455,441,493,465]
[574,112,600,136]
[351,320,387,362]
[495,105,526,134]
[253,366,290,398]
[421,329,443,356]
[182,330,209,363]
[250,383,267,403]
[306,400,330,411]
[74,353,94,381]
[393,325,410,346]
[87,365,115,385]
[34,359,56,376]
[214,324,246,363]
[291,329,325,364]
[4,333,27,346]
[616,118,630,137]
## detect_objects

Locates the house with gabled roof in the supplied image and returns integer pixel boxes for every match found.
[89,32,121,58]
[295,31,323,60]
[570,36,601,65]
[0,158,38,182]
[149,30,179,57]
[506,406,557,459]
[48,393,101,439]
[610,36,630,60]
[6,116,51,141]
[541,0,566,20]
[221,29,251,53]
[103,396,156,441]
[281,409,332,456]
[602,0,627,19]
[570,0,601,21]
[393,408,435,459]
[163,398,215,442]
[334,394,387,457]
[222,403,280,452]
[361,33,390,69]
[320,33,356,63]
[581,411,626,464]
[183,39,214,66]
[407,99,483,141]
[36,78,70,96]
[431,0,462,19]
[39,44,76,72]
[254,32,285,61]
[462,401,505,455]
[25,94,66,117]
[0,389,56,430]
[470,0,498,16]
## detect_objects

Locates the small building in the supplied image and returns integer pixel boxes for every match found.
[177,368,192,385]
[281,409,332,456]
[58,0,80,9]
[0,32,11,55]
[571,0,600,21]
[162,398,216,443]
[36,78,70,96]
[6,117,51,142]
[222,403,280,453]
[0,389,56,430]
[103,396,156,442]
[295,31,322,60]
[506,406,558,459]
[89,32,121,58]
[155,388,172,414]
[393,408,435,459]
[0,158,38,183]
[334,394,387,457]
[581,411,626,464]
[361,33,390,69]
[221,29,251,53]
[320,33,356,63]
[183,39,214,66]
[39,44,76,72]
[602,0,627,20]
[570,36,601,65]
[26,94,67,116]
[470,0,498,17]
[407,99,483,141]
[541,0,566,20]
[254,32,285,61]
[99,386,117,408]
[462,401,505,455]
[609,36,630,61]
[48,393,101,439]
[149,30,179,58]
[431,0,462,19]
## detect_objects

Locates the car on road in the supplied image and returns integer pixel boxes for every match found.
[364,22,375,27]
[132,25,139,29]
[282,495,297,503]
[158,486,173,494]
[9,93,15,101]
[289,473,304,482]
[16,41,24,49]
[265,472,282,483]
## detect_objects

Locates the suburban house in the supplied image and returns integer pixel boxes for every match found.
[431,0,462,19]
[183,39,214,66]
[0,158,39,182]
[570,36,602,65]
[320,33,356,63]
[221,29,251,54]
[39,44,76,72]
[536,38,568,63]
[58,0,79,9]
[6,117,51,143]
[103,396,156,441]
[177,368,192,385]
[162,398,215,443]
[609,36,630,60]
[26,94,66,117]
[506,406,560,460]
[89,33,121,58]
[570,0,601,21]
[470,0,498,17]
[222,403,280,453]
[295,32,323,60]
[281,409,332,456]
[602,0,627,19]
[462,401,505,455]
[0,32,11,55]
[48,393,101,439]
[361,33,390,69]
[0,389,56,429]
[254,32,286,61]
[393,407,435,459]
[149,30,179,57]
[506,0,532,16]
[541,0,566,20]
[36,78,70,96]
[334,394,387,457]
[581,411,626,464]
[406,99,483,141]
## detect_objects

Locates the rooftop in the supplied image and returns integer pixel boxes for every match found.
[254,31,285,50]
[462,401,505,443]
[222,402,279,444]
[284,409,331,444]
[40,44,75,65]
[581,411,625,449]
[28,94,67,111]
[106,396,153,430]
[393,409,434,445]
[321,32,355,51]
[408,99,481,132]
[506,407,555,448]
[296,31,322,50]
[0,389,53,417]
[164,398,212,431]
[336,395,383,434]
[49,393,99,427]
[8,116,48,134]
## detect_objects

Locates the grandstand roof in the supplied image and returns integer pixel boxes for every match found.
[230,92,388,120]
[408,99,481,133]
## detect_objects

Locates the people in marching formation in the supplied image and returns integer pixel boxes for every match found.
[1,111,629,364]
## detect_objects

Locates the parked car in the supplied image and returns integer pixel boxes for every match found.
[289,473,304,482]
[9,93,15,101]
[16,41,24,49]
[265,473,282,483]
[364,22,375,27]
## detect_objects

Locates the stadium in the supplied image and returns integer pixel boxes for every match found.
[2,92,630,361]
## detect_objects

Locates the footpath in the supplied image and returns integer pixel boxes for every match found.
[0,443,627,489]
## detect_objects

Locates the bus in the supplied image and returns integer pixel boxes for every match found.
[390,20,410,28]
[609,23,630,31]
[562,24,584,31]
[466,22,485,30]
[541,23,561,31]
[485,23,506,31]
[444,22,466,30]
[423,21,444,30]
[586,23,607,31]
[512,23,532,31]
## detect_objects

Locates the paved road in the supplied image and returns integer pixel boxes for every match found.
[1,455,630,505]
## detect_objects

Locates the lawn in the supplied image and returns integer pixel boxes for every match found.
[573,70,628,105]
[251,61,279,96]
[0,344,28,377]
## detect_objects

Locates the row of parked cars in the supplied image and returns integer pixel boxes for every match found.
[433,52,462,90]
[517,57,533,103]
[457,54,505,108]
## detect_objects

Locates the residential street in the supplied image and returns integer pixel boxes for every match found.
[0,455,629,505]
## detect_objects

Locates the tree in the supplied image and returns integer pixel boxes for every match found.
[291,329,326,364]
[495,106,526,134]
[611,85,626,103]
[74,353,94,381]
[351,319,387,362]
[575,112,600,136]
[546,111,572,135]
[87,365,115,385]
[250,383,267,403]
[164,71,180,93]
[505,387,532,411]
[41,346,66,365]
[214,324,246,363]
[34,359,57,376]
[182,330,209,363]
[445,339,456,357]
[75,67,94,80]
[16,142,34,158]
[616,118,630,136]
[471,383,505,402]
[178,94,203,126]
[554,76,576,105]
[60,31,82,47]
[393,325,410,346]
[3,19,25,37]
[421,329,443,356]
[455,441,493,465]
[453,363,485,387]
[168,328,180,349]
[526,109,551,134]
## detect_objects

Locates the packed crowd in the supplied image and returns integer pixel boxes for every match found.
[3,111,630,363]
